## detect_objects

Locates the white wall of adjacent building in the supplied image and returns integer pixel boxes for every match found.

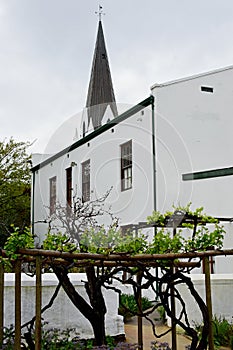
[152,66,233,217]
[152,67,233,273]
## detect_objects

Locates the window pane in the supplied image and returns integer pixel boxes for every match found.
[49,176,56,215]
[82,160,90,202]
[121,141,132,191]
[66,167,72,208]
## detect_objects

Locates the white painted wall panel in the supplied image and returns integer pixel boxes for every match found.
[33,106,155,242]
[152,68,233,217]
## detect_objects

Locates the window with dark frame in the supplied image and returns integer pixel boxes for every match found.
[82,159,90,202]
[49,176,56,215]
[121,140,132,191]
[66,167,72,209]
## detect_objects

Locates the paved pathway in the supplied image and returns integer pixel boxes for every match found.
[124,316,191,350]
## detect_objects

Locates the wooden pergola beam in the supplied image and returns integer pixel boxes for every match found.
[10,248,233,262]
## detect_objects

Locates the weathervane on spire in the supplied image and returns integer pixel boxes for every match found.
[95,5,105,21]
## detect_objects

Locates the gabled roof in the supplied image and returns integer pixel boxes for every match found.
[86,20,117,130]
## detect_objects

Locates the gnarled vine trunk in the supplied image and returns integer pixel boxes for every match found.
[52,265,107,345]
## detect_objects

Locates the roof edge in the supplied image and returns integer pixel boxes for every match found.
[32,96,154,172]
[151,64,233,90]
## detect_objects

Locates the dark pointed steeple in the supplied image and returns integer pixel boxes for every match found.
[86,19,117,130]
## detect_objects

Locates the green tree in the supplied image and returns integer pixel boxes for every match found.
[0,138,31,245]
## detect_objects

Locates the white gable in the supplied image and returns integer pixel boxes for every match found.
[101,104,115,125]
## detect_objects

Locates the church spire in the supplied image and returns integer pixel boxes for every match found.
[86,11,117,130]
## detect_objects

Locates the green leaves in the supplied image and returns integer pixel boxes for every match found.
[114,233,148,255]
[4,226,34,260]
[0,138,31,246]
[147,230,184,254]
[80,226,118,254]
[146,204,225,253]
[42,204,225,257]
[185,224,225,252]
[194,316,233,347]
[43,232,77,253]
[147,211,167,226]
[119,293,153,319]
[0,204,227,276]
[80,226,148,255]
[147,204,218,228]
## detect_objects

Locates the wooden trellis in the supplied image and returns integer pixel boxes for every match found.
[1,248,233,350]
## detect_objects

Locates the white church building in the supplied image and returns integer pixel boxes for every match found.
[31,18,233,273]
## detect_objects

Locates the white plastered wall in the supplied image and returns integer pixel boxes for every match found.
[33,106,155,244]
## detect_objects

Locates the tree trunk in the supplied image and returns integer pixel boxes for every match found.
[159,270,208,350]
[85,266,107,345]
[52,265,107,345]
[90,311,106,345]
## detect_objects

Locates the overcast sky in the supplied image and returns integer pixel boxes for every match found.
[1,0,233,153]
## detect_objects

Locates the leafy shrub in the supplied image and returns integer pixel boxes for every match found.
[194,316,233,348]
[39,327,78,349]
[157,306,166,324]
[212,316,233,347]
[118,293,153,321]
[1,325,138,349]
[230,335,233,350]
[1,325,15,349]
[4,226,34,260]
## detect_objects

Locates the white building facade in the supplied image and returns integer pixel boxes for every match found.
[153,65,233,218]
[32,18,233,274]
[151,66,233,273]
[32,98,156,243]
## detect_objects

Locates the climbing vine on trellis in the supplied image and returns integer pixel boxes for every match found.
[0,204,230,350]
